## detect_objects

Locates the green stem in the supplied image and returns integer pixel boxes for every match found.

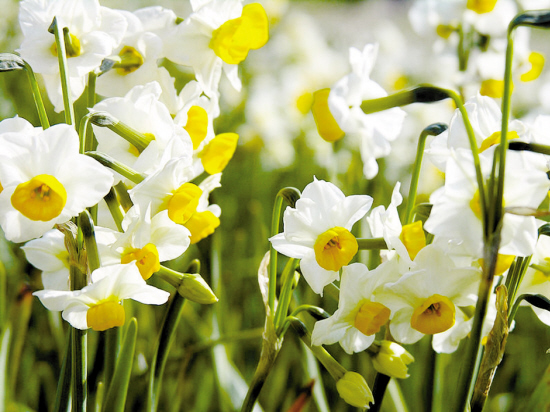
[71,328,87,412]
[103,328,120,394]
[508,141,550,155]
[85,151,145,184]
[103,187,125,232]
[79,210,101,271]
[274,258,299,334]
[52,331,72,412]
[405,123,448,225]
[23,62,50,129]
[357,237,388,250]
[49,18,75,126]
[147,294,186,412]
[370,374,391,412]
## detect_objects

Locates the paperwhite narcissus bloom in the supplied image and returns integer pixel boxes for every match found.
[23,229,70,291]
[312,44,406,179]
[0,123,114,243]
[33,263,170,331]
[425,149,550,258]
[375,244,480,345]
[311,263,398,354]
[95,7,179,99]
[96,205,191,280]
[164,0,269,96]
[269,178,373,295]
[17,0,127,111]
[92,82,193,178]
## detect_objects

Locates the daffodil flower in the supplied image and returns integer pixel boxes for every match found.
[375,244,480,344]
[311,263,397,354]
[270,178,372,295]
[0,122,114,243]
[33,263,170,331]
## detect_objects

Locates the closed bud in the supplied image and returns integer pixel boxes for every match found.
[177,273,218,304]
[336,371,373,409]
[371,341,414,379]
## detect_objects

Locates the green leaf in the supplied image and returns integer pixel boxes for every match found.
[525,361,550,410]
[0,326,11,412]
[103,318,138,412]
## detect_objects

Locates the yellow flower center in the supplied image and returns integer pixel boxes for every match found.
[411,294,455,334]
[87,300,125,331]
[436,24,454,39]
[167,183,203,224]
[184,106,209,150]
[480,79,505,98]
[209,3,269,65]
[313,227,358,272]
[354,301,391,336]
[50,32,81,58]
[121,243,160,280]
[116,46,145,75]
[400,221,426,261]
[531,258,550,284]
[185,210,221,244]
[479,131,519,152]
[520,51,545,82]
[470,190,483,220]
[296,92,313,115]
[199,133,239,174]
[11,174,67,221]
[311,88,345,142]
[467,0,498,14]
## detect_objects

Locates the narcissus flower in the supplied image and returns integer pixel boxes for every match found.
[270,178,372,295]
[33,263,170,331]
[0,122,114,243]
[164,0,269,96]
[312,263,396,354]
[375,244,480,344]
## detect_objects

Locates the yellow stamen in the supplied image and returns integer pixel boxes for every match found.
[50,33,81,58]
[199,133,239,174]
[209,3,269,65]
[470,190,483,220]
[313,227,358,271]
[87,300,125,331]
[467,0,497,14]
[11,174,67,221]
[400,221,426,260]
[520,51,545,82]
[185,210,221,244]
[116,46,145,75]
[121,243,160,280]
[354,301,391,336]
[167,183,203,224]
[184,106,209,150]
[311,88,345,142]
[411,294,455,334]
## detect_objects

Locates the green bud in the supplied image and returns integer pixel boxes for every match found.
[336,371,373,409]
[177,273,218,304]
[371,341,415,379]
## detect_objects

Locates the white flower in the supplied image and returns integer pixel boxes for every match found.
[33,263,170,331]
[0,122,114,242]
[23,229,70,291]
[375,244,480,344]
[269,178,372,295]
[92,82,193,178]
[313,44,406,179]
[425,148,550,258]
[96,204,191,280]
[163,0,269,96]
[311,263,397,354]
[17,0,127,111]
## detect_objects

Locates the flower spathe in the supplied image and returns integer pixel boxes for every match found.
[270,178,372,295]
[33,263,170,330]
[0,122,114,243]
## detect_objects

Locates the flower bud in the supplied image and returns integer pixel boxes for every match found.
[177,273,218,304]
[371,341,414,379]
[336,371,373,409]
